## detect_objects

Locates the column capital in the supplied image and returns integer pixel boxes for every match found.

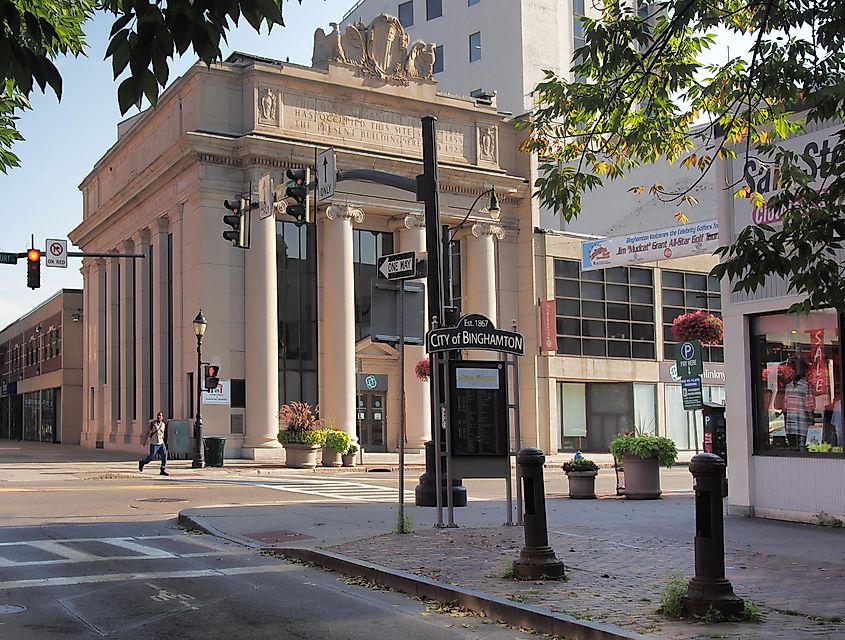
[152,216,169,234]
[389,212,425,232]
[471,221,505,240]
[121,238,135,252]
[325,204,364,224]
[133,228,151,246]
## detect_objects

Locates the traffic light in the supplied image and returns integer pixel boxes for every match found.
[204,364,220,391]
[285,167,311,224]
[26,248,41,289]
[222,198,250,248]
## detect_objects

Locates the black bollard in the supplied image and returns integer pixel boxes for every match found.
[512,448,565,580]
[682,453,744,618]
[414,441,468,507]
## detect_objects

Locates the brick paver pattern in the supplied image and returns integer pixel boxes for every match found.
[332,522,845,639]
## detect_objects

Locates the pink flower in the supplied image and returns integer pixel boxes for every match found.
[415,357,430,382]
[671,310,724,346]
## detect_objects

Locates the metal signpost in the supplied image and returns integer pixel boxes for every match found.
[376,250,419,533]
[425,313,525,526]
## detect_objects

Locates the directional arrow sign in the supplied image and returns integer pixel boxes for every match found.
[377,250,416,281]
[316,148,336,201]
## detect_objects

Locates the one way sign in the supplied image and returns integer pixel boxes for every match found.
[377,251,416,281]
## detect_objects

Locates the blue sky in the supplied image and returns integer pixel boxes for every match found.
[0,0,352,329]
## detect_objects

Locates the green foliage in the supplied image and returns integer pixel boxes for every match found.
[346,442,359,455]
[0,0,296,172]
[742,601,765,623]
[657,572,686,619]
[394,511,413,534]
[562,457,599,473]
[523,0,845,312]
[610,433,678,468]
[278,427,325,447]
[324,428,352,454]
[815,511,844,528]
[807,441,833,453]
[500,563,516,580]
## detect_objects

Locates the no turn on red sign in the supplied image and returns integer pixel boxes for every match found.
[45,239,67,268]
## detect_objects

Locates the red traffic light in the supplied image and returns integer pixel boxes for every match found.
[27,249,41,262]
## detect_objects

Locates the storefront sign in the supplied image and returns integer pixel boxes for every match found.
[581,220,719,271]
[733,127,844,234]
[426,314,524,355]
[356,373,387,391]
[202,379,230,405]
[681,376,704,410]
[539,299,556,353]
[660,361,725,385]
[808,329,829,397]
[676,340,703,379]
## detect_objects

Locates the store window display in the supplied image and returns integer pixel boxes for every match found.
[751,310,844,455]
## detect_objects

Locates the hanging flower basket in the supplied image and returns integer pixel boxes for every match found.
[671,310,723,346]
[415,357,430,382]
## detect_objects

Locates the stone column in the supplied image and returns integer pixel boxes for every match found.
[151,218,169,419]
[169,208,185,420]
[94,259,107,443]
[134,229,152,438]
[463,222,504,359]
[396,212,430,451]
[242,198,282,458]
[79,262,94,447]
[322,204,363,444]
[107,257,120,441]
[119,240,135,442]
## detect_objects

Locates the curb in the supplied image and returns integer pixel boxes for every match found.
[178,509,650,640]
[269,546,652,640]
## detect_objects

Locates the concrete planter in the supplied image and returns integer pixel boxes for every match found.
[566,470,598,499]
[322,447,343,467]
[283,443,321,469]
[622,454,661,499]
[341,453,358,467]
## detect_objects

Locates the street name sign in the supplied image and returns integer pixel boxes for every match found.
[426,314,525,356]
[676,340,703,379]
[317,148,336,201]
[681,376,704,410]
[0,252,17,265]
[377,250,416,281]
[45,239,67,268]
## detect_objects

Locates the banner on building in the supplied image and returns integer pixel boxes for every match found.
[539,299,556,353]
[581,220,720,271]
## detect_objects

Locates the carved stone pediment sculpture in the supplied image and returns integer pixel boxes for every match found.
[313,15,437,86]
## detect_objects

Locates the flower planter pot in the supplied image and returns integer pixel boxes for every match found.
[283,443,321,469]
[341,453,357,467]
[566,470,598,499]
[322,447,342,467]
[622,454,661,499]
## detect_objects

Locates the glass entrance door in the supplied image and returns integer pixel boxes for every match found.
[356,392,386,452]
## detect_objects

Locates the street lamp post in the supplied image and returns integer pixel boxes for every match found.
[192,310,207,469]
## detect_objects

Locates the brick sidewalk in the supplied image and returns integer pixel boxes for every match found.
[331,521,845,639]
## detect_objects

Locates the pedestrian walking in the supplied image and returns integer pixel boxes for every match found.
[139,412,169,476]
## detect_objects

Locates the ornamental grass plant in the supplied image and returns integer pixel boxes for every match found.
[278,401,326,446]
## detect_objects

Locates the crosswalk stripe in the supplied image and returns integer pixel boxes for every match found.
[26,540,99,562]
[0,564,295,590]
[99,538,177,558]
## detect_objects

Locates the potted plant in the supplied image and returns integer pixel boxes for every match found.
[342,442,359,467]
[278,402,325,469]
[562,455,600,499]
[322,427,352,467]
[609,432,678,500]
[671,310,724,345]
[415,357,430,382]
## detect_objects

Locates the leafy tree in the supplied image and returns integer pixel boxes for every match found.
[522,0,845,312]
[0,0,293,172]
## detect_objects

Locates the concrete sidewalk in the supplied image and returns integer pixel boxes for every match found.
[179,489,845,640]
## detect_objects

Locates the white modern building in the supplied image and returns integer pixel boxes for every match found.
[720,120,845,523]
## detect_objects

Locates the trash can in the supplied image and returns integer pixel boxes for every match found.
[203,437,226,467]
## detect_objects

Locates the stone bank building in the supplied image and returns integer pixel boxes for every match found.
[69,16,534,458]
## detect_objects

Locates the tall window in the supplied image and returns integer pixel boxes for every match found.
[469,31,481,62]
[277,221,318,406]
[426,0,442,20]
[432,45,444,74]
[572,0,586,72]
[353,229,394,342]
[554,259,656,359]
[398,1,413,27]
[750,310,843,457]
[661,270,723,362]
